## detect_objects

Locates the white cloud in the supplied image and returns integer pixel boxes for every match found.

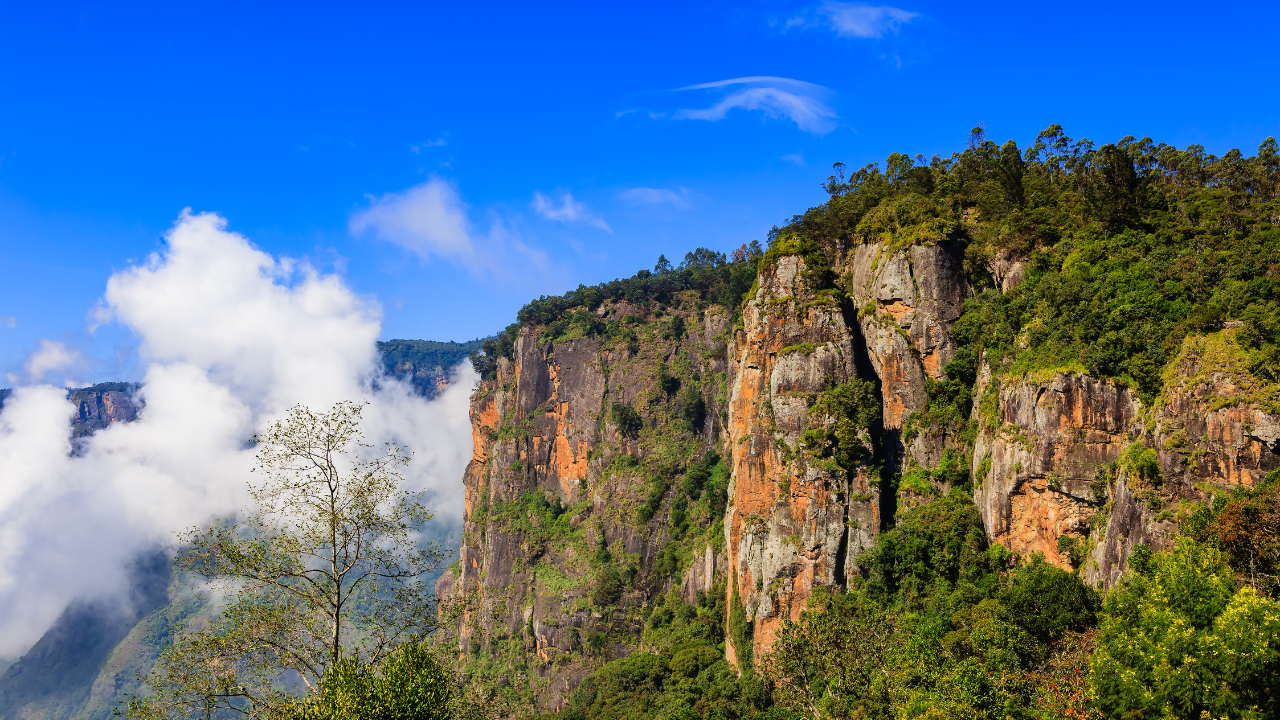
[618,186,693,209]
[0,316,15,329]
[807,2,918,38]
[531,192,611,232]
[782,153,806,166]
[0,210,475,657]
[24,339,86,384]
[674,77,837,135]
[349,178,549,283]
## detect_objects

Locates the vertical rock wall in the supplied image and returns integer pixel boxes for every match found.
[723,255,875,666]
[723,241,972,665]
[438,301,732,709]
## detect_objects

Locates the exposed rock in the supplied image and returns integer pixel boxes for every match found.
[446,301,732,710]
[724,255,880,666]
[1151,330,1280,491]
[972,373,1137,569]
[990,248,1027,292]
[67,384,141,438]
[1085,477,1176,588]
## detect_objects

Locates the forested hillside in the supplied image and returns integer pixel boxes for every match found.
[445,126,1280,720]
[379,338,485,398]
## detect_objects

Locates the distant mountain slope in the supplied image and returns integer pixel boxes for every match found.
[0,551,170,720]
[377,338,483,399]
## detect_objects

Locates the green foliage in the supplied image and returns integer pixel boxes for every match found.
[1183,469,1280,595]
[592,566,624,607]
[611,401,643,439]
[564,583,767,720]
[857,489,1001,604]
[1000,554,1098,645]
[469,324,521,380]
[680,385,706,431]
[1090,538,1280,719]
[515,247,760,335]
[1119,443,1162,486]
[779,129,1280,401]
[287,641,450,720]
[656,362,680,395]
[768,493,1098,720]
[487,491,575,550]
[760,230,834,290]
[1055,534,1086,570]
[802,379,880,478]
[765,589,897,720]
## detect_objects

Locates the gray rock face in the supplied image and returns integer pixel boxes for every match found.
[724,254,882,666]
[1084,478,1176,588]
[971,372,1138,569]
[444,303,733,711]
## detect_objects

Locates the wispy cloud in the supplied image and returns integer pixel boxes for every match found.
[22,339,86,385]
[350,178,549,282]
[0,316,15,329]
[531,192,611,232]
[781,153,806,166]
[674,77,837,135]
[793,2,919,39]
[618,187,694,209]
[410,137,448,154]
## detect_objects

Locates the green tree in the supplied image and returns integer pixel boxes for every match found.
[1089,538,1280,719]
[129,401,443,719]
[287,640,450,720]
[765,589,898,720]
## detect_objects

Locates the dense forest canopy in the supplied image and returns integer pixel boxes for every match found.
[788,125,1280,403]
[469,247,763,379]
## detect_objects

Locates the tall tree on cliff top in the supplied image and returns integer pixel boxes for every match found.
[128,401,443,720]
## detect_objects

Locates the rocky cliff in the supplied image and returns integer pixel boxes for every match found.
[456,242,1279,691]
[722,237,973,666]
[436,299,734,710]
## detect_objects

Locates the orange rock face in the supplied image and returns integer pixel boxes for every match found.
[725,255,882,666]
[441,302,734,710]
[972,373,1136,570]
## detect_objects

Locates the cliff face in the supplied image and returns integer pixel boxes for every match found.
[1086,328,1280,586]
[723,240,973,665]
[971,373,1136,569]
[723,255,874,666]
[67,384,141,438]
[438,301,732,709]
[844,240,970,474]
[450,249,1279,692]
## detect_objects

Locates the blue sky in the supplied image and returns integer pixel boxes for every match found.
[2,0,1279,383]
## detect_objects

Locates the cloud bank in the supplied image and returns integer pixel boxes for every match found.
[674,77,837,135]
[0,211,475,657]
